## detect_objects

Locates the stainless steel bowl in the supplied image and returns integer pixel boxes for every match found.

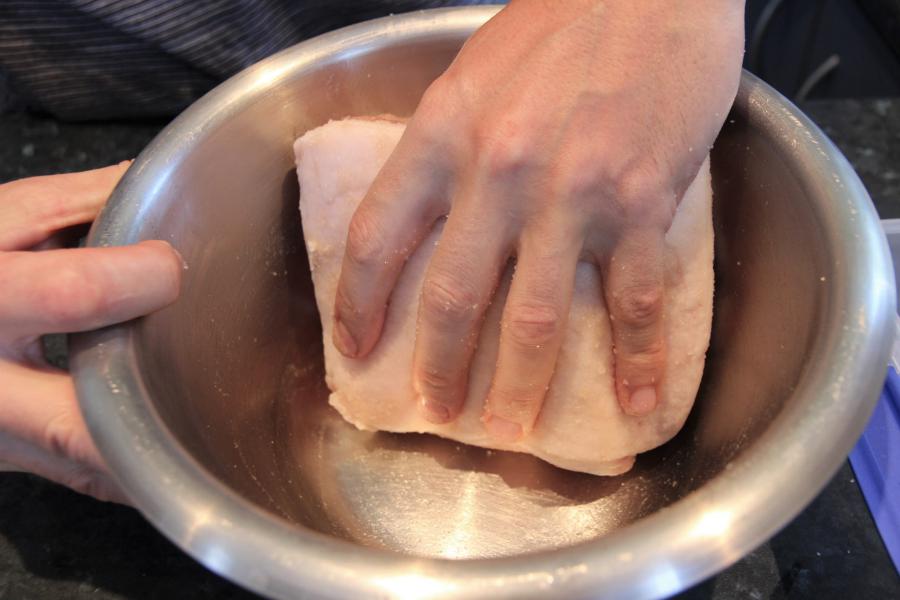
[70,6,896,599]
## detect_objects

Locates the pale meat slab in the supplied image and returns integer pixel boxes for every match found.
[294,118,714,476]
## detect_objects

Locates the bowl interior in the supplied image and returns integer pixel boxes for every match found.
[129,28,829,559]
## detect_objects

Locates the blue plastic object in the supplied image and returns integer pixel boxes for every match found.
[849,366,900,573]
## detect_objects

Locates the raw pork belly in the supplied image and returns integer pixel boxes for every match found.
[294,118,713,476]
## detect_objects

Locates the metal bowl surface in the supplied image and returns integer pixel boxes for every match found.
[71,6,896,599]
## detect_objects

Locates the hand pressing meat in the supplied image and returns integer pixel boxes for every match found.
[296,118,713,475]
[329,0,745,440]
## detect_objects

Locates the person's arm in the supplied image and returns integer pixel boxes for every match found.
[332,0,746,439]
[0,163,181,502]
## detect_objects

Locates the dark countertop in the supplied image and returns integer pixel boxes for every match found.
[1,99,899,599]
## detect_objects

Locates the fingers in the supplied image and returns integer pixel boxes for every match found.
[0,360,106,473]
[0,241,182,345]
[602,228,667,417]
[412,208,511,424]
[0,162,130,251]
[333,133,449,359]
[482,222,580,441]
[0,361,127,502]
[0,432,128,504]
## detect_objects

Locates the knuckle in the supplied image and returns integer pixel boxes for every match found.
[43,412,82,461]
[413,78,459,144]
[430,69,477,114]
[473,119,535,179]
[420,274,480,324]
[617,161,657,200]
[557,150,618,202]
[37,181,70,222]
[488,386,543,422]
[617,342,666,377]
[65,467,112,502]
[613,285,664,329]
[561,169,608,204]
[417,79,452,122]
[333,285,358,320]
[415,365,460,396]
[345,208,386,268]
[27,177,76,232]
[505,302,561,348]
[613,161,673,222]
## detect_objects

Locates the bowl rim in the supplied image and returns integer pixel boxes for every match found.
[71,6,896,599]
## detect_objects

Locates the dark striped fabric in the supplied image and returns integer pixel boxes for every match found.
[0,1,493,120]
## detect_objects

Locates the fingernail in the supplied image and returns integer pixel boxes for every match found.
[145,240,186,270]
[168,243,186,268]
[627,386,657,416]
[418,395,451,424]
[483,413,523,442]
[333,318,358,357]
[138,241,183,302]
